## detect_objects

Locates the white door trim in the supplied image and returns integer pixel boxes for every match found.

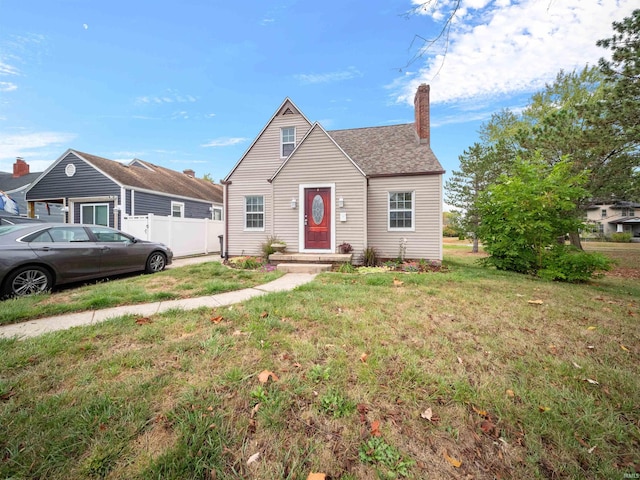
[298,183,335,253]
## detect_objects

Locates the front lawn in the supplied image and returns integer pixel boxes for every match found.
[0,244,638,478]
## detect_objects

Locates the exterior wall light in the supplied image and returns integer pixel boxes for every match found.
[291,198,297,209]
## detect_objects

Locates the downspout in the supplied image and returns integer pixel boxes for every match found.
[221,180,230,260]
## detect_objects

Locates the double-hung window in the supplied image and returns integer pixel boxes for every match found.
[171,201,185,218]
[245,196,264,230]
[388,192,415,231]
[281,127,295,157]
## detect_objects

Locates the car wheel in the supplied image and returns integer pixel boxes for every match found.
[145,252,167,273]
[3,266,53,298]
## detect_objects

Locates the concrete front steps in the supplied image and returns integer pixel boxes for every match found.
[269,252,352,274]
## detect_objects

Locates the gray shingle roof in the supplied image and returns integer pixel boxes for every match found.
[73,150,223,204]
[0,172,42,192]
[327,123,444,177]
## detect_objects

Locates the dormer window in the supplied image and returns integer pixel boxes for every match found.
[281,127,295,157]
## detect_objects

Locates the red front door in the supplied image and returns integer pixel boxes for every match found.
[304,187,331,250]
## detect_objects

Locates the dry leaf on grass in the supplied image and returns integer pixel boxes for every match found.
[420,408,433,421]
[371,420,381,437]
[572,362,582,369]
[360,353,368,363]
[260,311,269,318]
[247,452,260,465]
[528,299,544,305]
[443,450,462,468]
[587,326,596,330]
[307,474,326,480]
[135,317,152,325]
[620,344,629,351]
[258,370,279,384]
[393,278,404,287]
[539,406,551,412]
[506,389,515,397]
[585,378,599,385]
[472,405,488,417]
[210,315,224,324]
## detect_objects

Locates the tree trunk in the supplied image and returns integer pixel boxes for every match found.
[568,231,583,250]
[472,235,479,253]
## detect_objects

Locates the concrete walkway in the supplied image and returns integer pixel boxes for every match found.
[0,266,317,340]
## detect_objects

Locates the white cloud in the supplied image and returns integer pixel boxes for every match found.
[0,61,19,76]
[295,67,363,84]
[201,137,248,148]
[0,131,76,172]
[0,82,17,92]
[398,0,637,105]
[135,91,197,105]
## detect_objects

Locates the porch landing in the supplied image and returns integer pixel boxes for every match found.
[269,252,353,274]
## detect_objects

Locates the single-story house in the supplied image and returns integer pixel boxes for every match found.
[222,84,444,262]
[26,149,223,229]
[0,158,64,221]
[586,201,640,238]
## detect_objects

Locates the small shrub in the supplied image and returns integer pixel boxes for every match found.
[610,232,632,243]
[337,262,356,273]
[319,390,355,418]
[338,242,353,254]
[261,236,286,257]
[228,256,263,269]
[358,437,415,477]
[539,246,614,282]
[383,260,400,269]
[362,247,378,267]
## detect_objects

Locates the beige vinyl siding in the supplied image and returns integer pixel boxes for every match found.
[368,175,442,261]
[226,103,311,256]
[273,126,367,253]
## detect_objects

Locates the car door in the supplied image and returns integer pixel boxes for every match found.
[28,226,103,283]
[87,226,149,275]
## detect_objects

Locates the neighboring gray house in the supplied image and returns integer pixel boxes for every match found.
[26,149,223,229]
[585,201,640,238]
[222,84,444,262]
[0,158,64,221]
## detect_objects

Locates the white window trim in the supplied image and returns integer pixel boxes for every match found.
[80,203,109,226]
[212,206,223,221]
[244,195,265,231]
[171,201,185,218]
[281,127,296,158]
[388,191,416,232]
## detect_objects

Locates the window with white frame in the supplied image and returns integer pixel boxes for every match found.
[601,209,607,218]
[281,127,295,157]
[81,204,109,226]
[245,196,264,230]
[212,207,223,221]
[171,202,184,218]
[388,192,415,231]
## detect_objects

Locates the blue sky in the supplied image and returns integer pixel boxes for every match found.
[0,0,636,189]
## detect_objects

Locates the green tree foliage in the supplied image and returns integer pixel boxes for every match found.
[445,142,512,252]
[476,155,592,275]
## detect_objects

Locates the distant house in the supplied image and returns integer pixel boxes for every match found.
[0,158,64,221]
[222,84,444,262]
[585,201,640,238]
[26,149,223,229]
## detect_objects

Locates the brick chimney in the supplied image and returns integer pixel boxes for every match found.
[183,169,195,178]
[414,84,430,145]
[13,157,30,178]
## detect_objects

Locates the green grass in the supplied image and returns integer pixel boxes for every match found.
[0,261,283,326]
[0,244,638,479]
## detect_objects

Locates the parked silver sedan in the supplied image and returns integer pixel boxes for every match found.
[0,223,173,298]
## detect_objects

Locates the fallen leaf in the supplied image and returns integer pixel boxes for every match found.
[443,450,462,468]
[528,299,544,305]
[370,420,381,437]
[620,344,629,352]
[246,452,260,466]
[250,403,260,418]
[472,405,488,417]
[574,432,589,448]
[506,389,515,397]
[480,419,495,434]
[393,278,404,287]
[539,406,551,412]
[572,362,582,369]
[307,474,326,480]
[210,315,224,324]
[587,326,596,331]
[457,356,464,365]
[587,345,595,349]
[585,378,599,385]
[547,345,558,355]
[258,370,279,384]
[360,353,368,363]
[135,317,152,325]
[260,311,269,318]
[421,408,433,421]
[588,445,597,454]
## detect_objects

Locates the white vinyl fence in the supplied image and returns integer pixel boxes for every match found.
[121,214,224,258]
